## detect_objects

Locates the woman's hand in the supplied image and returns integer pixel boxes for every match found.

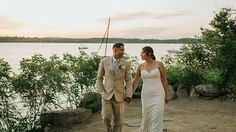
[165,96,170,104]
[125,97,132,104]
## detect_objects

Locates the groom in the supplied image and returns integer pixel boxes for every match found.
[96,43,132,132]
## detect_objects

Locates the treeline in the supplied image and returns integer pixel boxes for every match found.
[0,36,196,43]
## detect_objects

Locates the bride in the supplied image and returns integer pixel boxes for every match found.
[132,46,169,132]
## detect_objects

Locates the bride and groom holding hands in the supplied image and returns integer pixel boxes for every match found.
[96,43,169,132]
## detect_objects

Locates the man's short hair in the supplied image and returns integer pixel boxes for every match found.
[113,43,124,49]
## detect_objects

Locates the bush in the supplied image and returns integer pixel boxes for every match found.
[201,69,222,85]
[166,67,182,92]
[79,92,101,113]
[0,59,23,131]
[167,67,203,96]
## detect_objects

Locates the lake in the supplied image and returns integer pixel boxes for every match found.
[0,42,184,113]
[0,43,183,72]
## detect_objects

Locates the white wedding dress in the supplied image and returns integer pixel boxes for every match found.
[139,67,165,132]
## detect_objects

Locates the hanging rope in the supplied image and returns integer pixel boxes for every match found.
[97,17,111,57]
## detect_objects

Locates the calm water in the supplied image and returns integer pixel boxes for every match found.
[0,43,184,113]
[0,43,183,72]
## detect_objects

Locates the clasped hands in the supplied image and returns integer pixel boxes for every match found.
[124,97,132,104]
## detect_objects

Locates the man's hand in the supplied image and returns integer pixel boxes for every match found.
[124,97,132,104]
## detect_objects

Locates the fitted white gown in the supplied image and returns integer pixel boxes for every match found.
[139,68,165,132]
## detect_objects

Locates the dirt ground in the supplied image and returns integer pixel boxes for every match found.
[65,97,236,132]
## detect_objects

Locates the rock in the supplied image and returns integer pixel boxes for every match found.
[195,84,219,98]
[176,86,188,97]
[190,88,198,97]
[222,93,236,101]
[232,85,236,94]
[43,124,52,132]
[40,108,92,129]
[168,85,176,99]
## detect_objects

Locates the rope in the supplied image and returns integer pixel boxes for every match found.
[97,17,111,57]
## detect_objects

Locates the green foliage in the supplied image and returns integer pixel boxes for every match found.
[163,46,205,95]
[0,48,139,131]
[123,53,139,76]
[0,59,14,131]
[179,41,214,71]
[201,8,236,90]
[0,51,102,131]
[161,54,177,69]
[62,51,101,108]
[180,69,203,95]
[164,8,236,96]
[166,67,182,92]
[0,59,26,132]
[201,69,222,85]
[11,54,68,130]
[167,67,203,95]
[79,92,101,113]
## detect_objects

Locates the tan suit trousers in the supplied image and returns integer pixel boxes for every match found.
[101,96,124,132]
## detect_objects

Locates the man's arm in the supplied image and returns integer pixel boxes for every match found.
[96,59,105,94]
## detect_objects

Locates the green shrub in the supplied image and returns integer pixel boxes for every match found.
[167,67,203,96]
[202,69,222,85]
[166,67,182,92]
[79,92,101,113]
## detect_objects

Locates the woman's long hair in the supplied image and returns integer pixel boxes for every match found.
[142,46,156,60]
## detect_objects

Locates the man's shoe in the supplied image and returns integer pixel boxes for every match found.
[163,127,167,131]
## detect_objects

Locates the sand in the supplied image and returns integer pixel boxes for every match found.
[64,97,236,132]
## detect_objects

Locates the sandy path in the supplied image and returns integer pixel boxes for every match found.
[66,97,236,132]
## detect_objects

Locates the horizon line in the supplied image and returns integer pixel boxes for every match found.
[0,36,195,40]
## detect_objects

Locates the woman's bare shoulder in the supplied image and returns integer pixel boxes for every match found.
[155,61,164,65]
[155,61,165,69]
[137,63,143,69]
[155,60,163,64]
[137,63,146,71]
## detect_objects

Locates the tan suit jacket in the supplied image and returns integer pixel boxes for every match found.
[96,57,132,102]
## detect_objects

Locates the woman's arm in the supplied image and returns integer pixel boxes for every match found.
[132,64,142,95]
[158,61,169,104]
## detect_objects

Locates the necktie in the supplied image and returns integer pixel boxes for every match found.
[113,59,119,74]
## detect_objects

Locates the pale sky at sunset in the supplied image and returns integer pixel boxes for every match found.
[0,0,236,39]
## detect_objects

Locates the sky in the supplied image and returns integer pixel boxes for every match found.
[0,0,236,39]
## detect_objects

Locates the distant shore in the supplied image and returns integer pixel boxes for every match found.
[0,37,196,43]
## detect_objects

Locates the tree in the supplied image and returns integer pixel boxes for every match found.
[12,54,69,130]
[62,51,101,108]
[201,8,236,91]
[165,8,236,96]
